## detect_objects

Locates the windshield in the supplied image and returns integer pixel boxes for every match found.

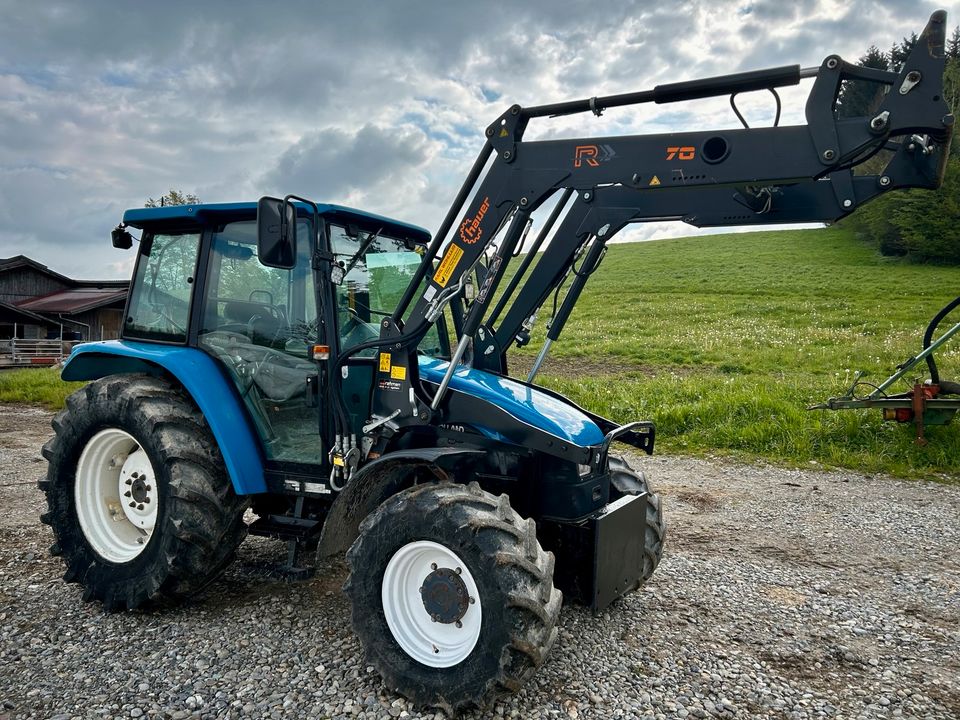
[331,224,444,357]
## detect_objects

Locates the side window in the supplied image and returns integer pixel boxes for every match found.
[198,220,322,465]
[199,220,317,350]
[124,233,201,342]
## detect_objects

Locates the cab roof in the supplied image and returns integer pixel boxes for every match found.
[122,201,432,243]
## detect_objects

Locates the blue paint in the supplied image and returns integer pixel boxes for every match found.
[62,341,267,495]
[122,202,431,242]
[58,343,602,495]
[418,356,604,447]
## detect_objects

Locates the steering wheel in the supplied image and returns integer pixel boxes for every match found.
[247,313,289,348]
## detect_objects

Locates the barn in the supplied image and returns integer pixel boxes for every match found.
[0,255,128,365]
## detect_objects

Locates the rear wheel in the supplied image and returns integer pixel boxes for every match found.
[609,455,665,586]
[40,374,249,610]
[345,482,561,714]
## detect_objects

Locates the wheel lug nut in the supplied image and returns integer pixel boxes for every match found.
[469,596,475,604]
[125,479,132,486]
[144,498,150,504]
[124,491,131,498]
[430,563,437,570]
[145,485,152,491]
[455,620,463,628]
[129,502,136,508]
[455,567,462,574]
[137,504,144,511]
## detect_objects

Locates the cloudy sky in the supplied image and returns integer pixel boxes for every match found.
[0,0,952,280]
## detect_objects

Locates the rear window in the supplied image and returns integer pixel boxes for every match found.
[124,232,201,342]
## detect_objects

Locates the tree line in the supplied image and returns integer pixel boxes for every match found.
[837,28,960,263]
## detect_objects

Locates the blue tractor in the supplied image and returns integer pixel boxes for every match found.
[40,12,951,712]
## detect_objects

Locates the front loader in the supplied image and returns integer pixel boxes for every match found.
[40,10,952,713]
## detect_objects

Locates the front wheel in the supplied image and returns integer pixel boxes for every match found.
[609,455,665,586]
[345,482,561,714]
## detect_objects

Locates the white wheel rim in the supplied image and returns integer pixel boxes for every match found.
[74,428,158,563]
[381,540,482,668]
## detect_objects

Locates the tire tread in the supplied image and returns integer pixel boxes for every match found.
[346,481,561,714]
[40,373,248,610]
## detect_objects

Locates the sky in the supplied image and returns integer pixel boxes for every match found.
[0,0,954,280]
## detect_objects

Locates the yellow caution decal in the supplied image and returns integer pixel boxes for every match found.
[433,243,464,288]
[379,352,391,373]
[391,365,407,381]
[649,175,661,186]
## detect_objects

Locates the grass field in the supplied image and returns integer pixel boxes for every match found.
[2,225,958,478]
[0,367,84,410]
[521,225,960,478]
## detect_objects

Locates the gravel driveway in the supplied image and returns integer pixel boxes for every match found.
[1,405,958,720]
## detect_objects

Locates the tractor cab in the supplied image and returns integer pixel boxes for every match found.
[118,201,447,469]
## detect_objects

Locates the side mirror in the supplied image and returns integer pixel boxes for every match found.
[256,196,297,268]
[111,225,133,250]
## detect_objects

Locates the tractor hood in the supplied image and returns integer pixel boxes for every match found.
[417,356,604,447]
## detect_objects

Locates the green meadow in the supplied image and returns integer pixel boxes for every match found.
[2,225,958,478]
[522,226,960,478]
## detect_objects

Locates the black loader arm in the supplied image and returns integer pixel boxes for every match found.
[482,134,950,375]
[355,10,952,461]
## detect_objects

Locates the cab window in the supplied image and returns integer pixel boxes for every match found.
[124,232,201,342]
[198,220,321,465]
[331,224,444,358]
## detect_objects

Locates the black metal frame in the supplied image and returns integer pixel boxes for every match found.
[357,11,952,459]
[479,136,949,374]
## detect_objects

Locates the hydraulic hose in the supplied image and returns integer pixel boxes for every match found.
[923,295,960,384]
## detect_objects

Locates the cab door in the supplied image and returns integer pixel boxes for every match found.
[197,219,325,466]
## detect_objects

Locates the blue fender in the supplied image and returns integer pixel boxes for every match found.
[62,340,267,495]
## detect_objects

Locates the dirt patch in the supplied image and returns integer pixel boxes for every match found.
[2,405,960,719]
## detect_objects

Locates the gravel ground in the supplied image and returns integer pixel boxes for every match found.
[1,404,959,720]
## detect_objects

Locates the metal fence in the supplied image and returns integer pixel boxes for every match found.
[0,339,66,367]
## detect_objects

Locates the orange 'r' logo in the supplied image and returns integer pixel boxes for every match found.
[574,145,600,168]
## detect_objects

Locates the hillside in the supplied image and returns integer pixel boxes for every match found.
[519,226,960,478]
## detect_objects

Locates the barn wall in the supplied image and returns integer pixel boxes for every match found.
[0,323,46,340]
[0,268,70,305]
[61,306,125,341]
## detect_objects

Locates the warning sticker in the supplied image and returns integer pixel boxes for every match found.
[433,243,464,288]
[379,352,391,373]
[391,365,407,381]
[649,175,661,186]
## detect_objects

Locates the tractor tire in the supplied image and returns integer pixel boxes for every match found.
[40,374,249,611]
[609,455,665,586]
[345,482,561,714]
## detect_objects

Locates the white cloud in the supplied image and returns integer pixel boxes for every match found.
[0,0,953,278]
